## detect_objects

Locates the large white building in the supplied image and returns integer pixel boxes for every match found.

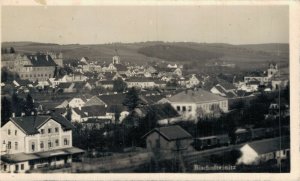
[162,89,228,121]
[0,114,84,173]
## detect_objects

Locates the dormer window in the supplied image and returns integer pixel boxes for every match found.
[48,128,52,133]
[55,127,59,133]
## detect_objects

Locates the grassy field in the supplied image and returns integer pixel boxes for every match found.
[2,41,289,71]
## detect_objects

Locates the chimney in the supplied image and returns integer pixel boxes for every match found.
[31,111,35,116]
[12,112,15,118]
[78,106,81,110]
[21,112,25,116]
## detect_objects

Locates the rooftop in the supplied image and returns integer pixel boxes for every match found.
[247,136,290,155]
[168,89,227,103]
[8,114,74,135]
[143,125,192,141]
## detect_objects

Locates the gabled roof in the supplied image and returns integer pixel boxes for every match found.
[126,77,155,82]
[218,82,235,90]
[57,82,73,89]
[9,114,74,135]
[168,89,227,103]
[84,95,107,107]
[142,125,192,141]
[98,80,115,85]
[114,64,128,71]
[136,103,179,120]
[247,136,290,155]
[81,105,107,117]
[26,54,57,67]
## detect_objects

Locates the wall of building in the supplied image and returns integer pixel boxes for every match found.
[24,119,72,154]
[1,121,26,154]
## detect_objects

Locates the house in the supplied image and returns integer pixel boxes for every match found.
[210,82,237,98]
[114,64,128,74]
[70,105,111,123]
[126,78,156,89]
[78,57,90,72]
[237,137,290,165]
[133,103,181,125]
[14,53,57,82]
[0,114,84,173]
[186,74,201,88]
[96,80,114,89]
[56,82,76,93]
[81,118,112,130]
[164,89,228,121]
[83,94,132,122]
[142,125,193,154]
[244,63,278,85]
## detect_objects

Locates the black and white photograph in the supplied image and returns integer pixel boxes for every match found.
[0,1,298,178]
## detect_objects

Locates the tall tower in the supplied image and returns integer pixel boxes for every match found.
[112,48,120,64]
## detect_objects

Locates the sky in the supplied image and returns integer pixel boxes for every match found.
[1,6,289,45]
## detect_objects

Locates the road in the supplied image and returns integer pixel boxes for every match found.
[49,137,284,173]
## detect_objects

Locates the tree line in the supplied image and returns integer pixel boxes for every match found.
[1,93,35,126]
[1,47,15,54]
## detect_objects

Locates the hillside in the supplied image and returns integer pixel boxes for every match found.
[2,42,289,71]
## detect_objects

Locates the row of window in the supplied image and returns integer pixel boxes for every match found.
[3,163,25,172]
[7,129,17,136]
[20,74,52,78]
[31,138,69,152]
[5,141,18,150]
[40,127,59,134]
[176,105,192,112]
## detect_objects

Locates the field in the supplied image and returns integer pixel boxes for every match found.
[2,41,289,71]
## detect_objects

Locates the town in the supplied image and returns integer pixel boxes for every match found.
[0,43,290,173]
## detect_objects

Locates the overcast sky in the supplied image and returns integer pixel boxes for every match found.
[1,6,289,45]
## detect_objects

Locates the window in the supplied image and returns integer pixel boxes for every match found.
[64,139,68,145]
[3,140,5,144]
[177,106,180,111]
[15,130,17,136]
[21,164,24,170]
[55,127,59,133]
[40,141,44,149]
[4,165,7,171]
[7,141,11,149]
[55,139,59,146]
[15,164,19,171]
[31,143,35,152]
[41,129,44,134]
[48,141,52,148]
[188,106,192,112]
[48,128,52,133]
[15,142,18,150]
[8,129,11,135]
[182,106,186,112]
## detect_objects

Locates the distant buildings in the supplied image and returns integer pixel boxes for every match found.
[244,63,278,84]
[0,114,84,173]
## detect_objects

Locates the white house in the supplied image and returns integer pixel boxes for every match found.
[0,114,84,173]
[237,137,290,165]
[164,89,228,121]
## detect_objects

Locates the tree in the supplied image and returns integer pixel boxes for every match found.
[122,87,141,112]
[11,92,23,116]
[113,78,127,92]
[65,107,72,121]
[1,96,12,126]
[10,47,15,54]
[24,94,35,116]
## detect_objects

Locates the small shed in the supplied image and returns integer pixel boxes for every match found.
[142,125,193,152]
